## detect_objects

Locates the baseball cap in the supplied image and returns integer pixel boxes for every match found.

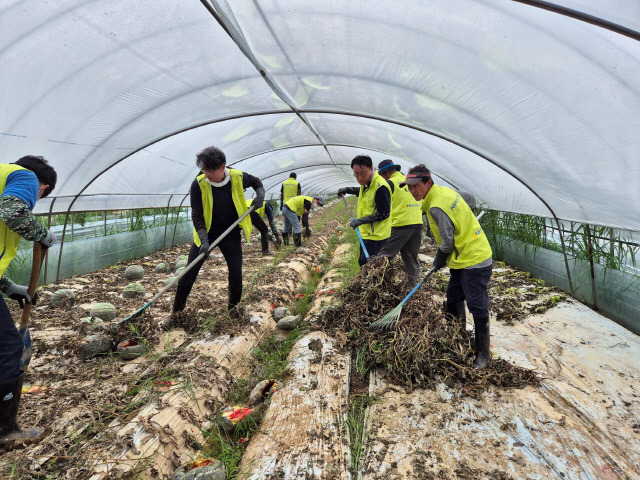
[314,196,324,206]
[377,159,400,173]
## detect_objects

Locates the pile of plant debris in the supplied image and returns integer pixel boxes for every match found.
[315,256,538,396]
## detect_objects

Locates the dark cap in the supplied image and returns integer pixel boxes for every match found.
[314,196,324,206]
[378,159,400,173]
[399,172,431,187]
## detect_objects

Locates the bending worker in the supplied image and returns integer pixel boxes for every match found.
[337,155,391,267]
[401,164,493,369]
[376,159,424,286]
[162,146,265,329]
[282,195,323,247]
[248,198,281,256]
[1,156,57,444]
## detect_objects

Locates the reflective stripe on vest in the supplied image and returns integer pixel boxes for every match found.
[285,195,313,216]
[0,164,30,277]
[193,168,252,244]
[282,178,299,203]
[422,184,492,269]
[388,171,423,227]
[357,171,391,241]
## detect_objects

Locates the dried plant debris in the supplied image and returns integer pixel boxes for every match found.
[316,256,538,395]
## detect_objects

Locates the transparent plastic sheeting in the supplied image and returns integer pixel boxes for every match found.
[2,1,639,232]
[502,237,640,336]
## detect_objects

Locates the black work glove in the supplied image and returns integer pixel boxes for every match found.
[350,217,365,228]
[337,188,348,198]
[304,226,312,237]
[39,229,57,249]
[253,187,265,210]
[3,281,38,309]
[197,229,210,259]
[433,249,448,271]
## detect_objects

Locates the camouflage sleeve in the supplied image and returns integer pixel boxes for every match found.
[0,195,48,242]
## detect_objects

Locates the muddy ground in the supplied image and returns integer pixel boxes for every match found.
[1,200,637,479]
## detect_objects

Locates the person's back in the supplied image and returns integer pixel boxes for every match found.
[281,173,300,208]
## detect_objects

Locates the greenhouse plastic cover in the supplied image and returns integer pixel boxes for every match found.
[1,0,639,231]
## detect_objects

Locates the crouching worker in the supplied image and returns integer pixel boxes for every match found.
[162,146,265,329]
[1,156,57,445]
[248,198,281,256]
[337,155,391,267]
[401,164,493,368]
[282,195,323,247]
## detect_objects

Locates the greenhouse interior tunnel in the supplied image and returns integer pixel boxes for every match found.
[3,1,640,478]
[2,1,640,328]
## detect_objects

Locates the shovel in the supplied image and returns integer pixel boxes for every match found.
[19,242,47,370]
[341,196,369,260]
[116,205,255,326]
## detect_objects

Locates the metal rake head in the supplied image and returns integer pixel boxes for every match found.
[369,304,404,331]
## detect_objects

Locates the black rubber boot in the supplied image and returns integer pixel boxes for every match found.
[1,372,45,445]
[443,301,466,331]
[261,235,272,256]
[472,315,491,369]
[282,233,290,246]
[293,233,302,247]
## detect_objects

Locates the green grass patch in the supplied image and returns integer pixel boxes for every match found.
[346,394,376,473]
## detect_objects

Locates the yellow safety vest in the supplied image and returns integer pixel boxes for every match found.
[247,198,266,218]
[387,171,423,227]
[193,168,252,244]
[282,178,299,204]
[285,195,313,216]
[356,171,392,241]
[0,164,31,277]
[422,184,492,269]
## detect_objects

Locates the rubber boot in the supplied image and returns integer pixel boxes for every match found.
[443,301,466,331]
[227,304,244,320]
[0,372,45,445]
[161,311,180,330]
[472,315,491,369]
[293,233,302,247]
[261,235,272,256]
[282,232,290,246]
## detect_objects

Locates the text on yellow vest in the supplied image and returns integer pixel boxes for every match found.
[387,171,423,227]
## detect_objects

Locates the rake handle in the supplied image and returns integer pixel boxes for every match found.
[399,266,437,306]
[116,205,256,326]
[341,195,369,259]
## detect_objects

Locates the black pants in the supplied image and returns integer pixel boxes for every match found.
[250,211,269,238]
[173,228,243,311]
[0,297,22,382]
[446,265,493,317]
[359,238,387,267]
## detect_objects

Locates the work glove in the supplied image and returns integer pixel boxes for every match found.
[350,213,377,229]
[196,229,210,259]
[253,187,265,210]
[433,248,448,271]
[3,281,38,309]
[337,188,348,198]
[39,228,57,249]
[304,226,312,237]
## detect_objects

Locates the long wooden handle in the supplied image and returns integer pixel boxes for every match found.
[19,242,45,329]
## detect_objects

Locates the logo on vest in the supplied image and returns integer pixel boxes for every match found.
[3,392,14,401]
[450,195,460,211]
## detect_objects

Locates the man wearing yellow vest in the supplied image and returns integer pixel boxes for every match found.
[337,155,391,267]
[282,195,324,247]
[280,172,300,210]
[162,146,265,329]
[247,198,280,256]
[401,164,493,368]
[1,156,57,444]
[376,159,424,286]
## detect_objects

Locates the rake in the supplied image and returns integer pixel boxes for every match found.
[368,210,486,331]
[115,205,255,326]
[341,195,369,260]
[368,266,437,331]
